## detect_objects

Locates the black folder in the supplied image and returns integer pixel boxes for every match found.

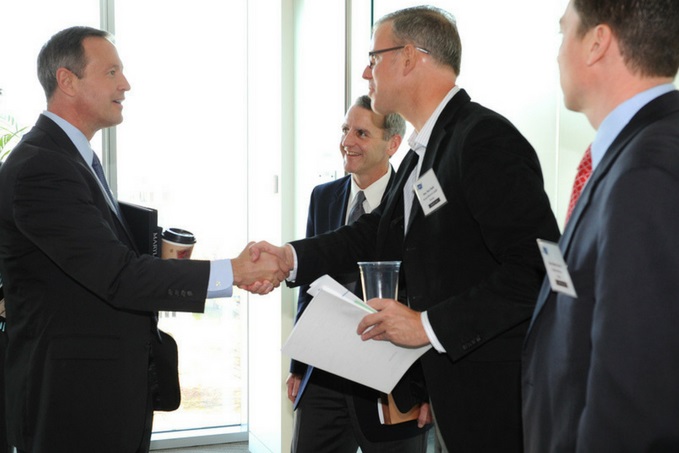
[119,201,162,257]
[118,202,181,411]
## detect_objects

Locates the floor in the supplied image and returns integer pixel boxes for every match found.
[155,442,248,452]
[155,429,438,452]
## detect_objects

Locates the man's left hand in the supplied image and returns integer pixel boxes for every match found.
[357,298,430,347]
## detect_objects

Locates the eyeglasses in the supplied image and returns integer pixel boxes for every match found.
[368,45,430,68]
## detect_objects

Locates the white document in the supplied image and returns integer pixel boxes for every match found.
[282,275,432,394]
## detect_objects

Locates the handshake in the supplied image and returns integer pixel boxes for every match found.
[231,241,294,294]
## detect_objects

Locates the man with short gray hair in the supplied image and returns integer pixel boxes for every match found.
[250,6,559,452]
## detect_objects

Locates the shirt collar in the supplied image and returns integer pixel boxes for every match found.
[349,166,393,214]
[592,83,676,169]
[408,85,461,157]
[42,110,94,166]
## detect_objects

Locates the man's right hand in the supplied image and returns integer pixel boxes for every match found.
[286,373,302,402]
[241,241,295,294]
[231,242,291,292]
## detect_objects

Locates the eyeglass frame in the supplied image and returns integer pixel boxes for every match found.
[368,45,430,69]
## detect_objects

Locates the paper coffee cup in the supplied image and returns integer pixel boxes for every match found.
[161,228,196,259]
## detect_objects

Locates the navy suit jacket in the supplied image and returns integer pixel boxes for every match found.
[289,90,560,451]
[522,90,679,452]
[0,115,210,452]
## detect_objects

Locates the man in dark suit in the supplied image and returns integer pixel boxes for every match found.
[0,159,6,453]
[0,271,8,453]
[289,95,431,452]
[0,26,284,453]
[250,6,559,451]
[522,1,679,451]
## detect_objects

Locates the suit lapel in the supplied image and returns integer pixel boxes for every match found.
[376,152,417,255]
[34,115,136,248]
[527,91,679,334]
[383,165,397,202]
[34,115,82,161]
[418,90,471,175]
[332,177,352,227]
[404,90,470,238]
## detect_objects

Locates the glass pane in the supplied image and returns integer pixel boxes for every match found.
[113,0,249,435]
[0,1,99,151]
[370,0,564,208]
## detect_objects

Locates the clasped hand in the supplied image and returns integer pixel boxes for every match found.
[231,241,293,294]
[231,241,294,294]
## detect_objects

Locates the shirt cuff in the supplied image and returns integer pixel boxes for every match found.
[287,244,298,282]
[421,311,446,353]
[207,259,234,298]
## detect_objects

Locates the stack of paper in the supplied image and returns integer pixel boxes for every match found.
[282,275,432,394]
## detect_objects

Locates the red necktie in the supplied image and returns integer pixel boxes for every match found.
[565,145,592,224]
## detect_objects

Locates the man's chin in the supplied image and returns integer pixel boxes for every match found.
[370,98,391,116]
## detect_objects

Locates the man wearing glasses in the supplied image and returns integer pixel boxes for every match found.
[251,5,559,452]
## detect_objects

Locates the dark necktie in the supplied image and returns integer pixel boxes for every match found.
[91,152,121,219]
[348,191,366,224]
[342,191,367,296]
[565,145,592,224]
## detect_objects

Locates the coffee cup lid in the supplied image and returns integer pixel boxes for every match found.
[162,228,196,244]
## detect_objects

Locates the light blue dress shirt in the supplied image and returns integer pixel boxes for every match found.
[591,83,676,170]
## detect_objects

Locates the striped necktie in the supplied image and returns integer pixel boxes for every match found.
[347,191,366,224]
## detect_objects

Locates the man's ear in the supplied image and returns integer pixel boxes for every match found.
[387,134,403,157]
[402,44,419,76]
[55,67,77,97]
[586,24,613,66]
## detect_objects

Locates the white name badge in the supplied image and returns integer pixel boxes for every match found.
[414,168,447,216]
[537,239,577,298]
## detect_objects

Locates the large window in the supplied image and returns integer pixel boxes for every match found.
[366,0,592,223]
[113,0,250,439]
[0,0,281,448]
[0,1,99,140]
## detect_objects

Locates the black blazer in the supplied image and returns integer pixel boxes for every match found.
[522,90,679,452]
[0,115,210,452]
[289,89,560,451]
[0,251,8,452]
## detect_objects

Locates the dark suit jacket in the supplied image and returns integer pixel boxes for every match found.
[291,170,424,442]
[522,90,679,452]
[289,89,560,451]
[0,268,8,452]
[0,115,210,453]
[0,161,7,453]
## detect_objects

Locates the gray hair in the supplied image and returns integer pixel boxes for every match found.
[354,95,405,141]
[375,5,462,75]
[37,26,112,100]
